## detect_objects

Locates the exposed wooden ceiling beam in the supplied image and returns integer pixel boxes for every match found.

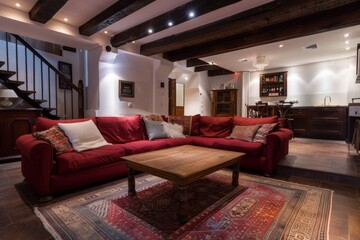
[79,0,155,36]
[163,1,360,62]
[208,68,234,77]
[29,0,68,24]
[140,0,359,60]
[195,65,222,72]
[186,58,209,67]
[110,0,241,47]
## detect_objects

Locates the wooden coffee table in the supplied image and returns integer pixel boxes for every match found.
[121,145,245,223]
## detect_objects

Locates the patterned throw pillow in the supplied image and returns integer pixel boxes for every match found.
[228,125,261,142]
[142,114,164,122]
[33,125,74,155]
[253,123,280,144]
[168,115,192,135]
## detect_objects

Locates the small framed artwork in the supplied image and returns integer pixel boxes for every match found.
[119,80,135,98]
[58,61,72,90]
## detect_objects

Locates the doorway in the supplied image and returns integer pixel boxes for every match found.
[168,78,184,116]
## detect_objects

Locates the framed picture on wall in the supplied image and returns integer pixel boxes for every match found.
[58,61,72,90]
[119,80,135,98]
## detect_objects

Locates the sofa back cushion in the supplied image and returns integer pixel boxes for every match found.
[199,116,233,137]
[35,117,95,131]
[233,116,278,126]
[96,116,144,144]
[190,114,201,136]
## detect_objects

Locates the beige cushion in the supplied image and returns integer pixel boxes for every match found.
[58,120,111,152]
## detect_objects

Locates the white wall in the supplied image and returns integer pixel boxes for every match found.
[95,50,159,116]
[244,57,357,107]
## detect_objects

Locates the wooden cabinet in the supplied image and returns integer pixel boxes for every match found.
[291,106,347,140]
[260,72,287,97]
[0,109,41,162]
[211,89,237,117]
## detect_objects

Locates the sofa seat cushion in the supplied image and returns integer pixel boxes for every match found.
[187,136,220,148]
[162,137,192,147]
[213,138,263,157]
[56,145,126,174]
[96,116,144,144]
[120,140,169,155]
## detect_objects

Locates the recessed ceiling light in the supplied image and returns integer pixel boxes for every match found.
[132,41,136,44]
[279,44,284,48]
[104,31,108,34]
[148,28,153,34]
[344,33,350,38]
[346,46,350,50]
[64,18,68,22]
[15,3,21,7]
[184,76,189,80]
[168,21,173,27]
[238,58,248,62]
[188,11,195,18]
[345,40,350,44]
[209,61,216,65]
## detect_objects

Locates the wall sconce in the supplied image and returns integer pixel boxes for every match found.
[0,89,18,107]
[253,56,269,70]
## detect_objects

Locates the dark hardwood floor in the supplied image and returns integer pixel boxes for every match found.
[0,138,359,240]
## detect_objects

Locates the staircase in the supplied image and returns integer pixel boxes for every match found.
[0,33,84,119]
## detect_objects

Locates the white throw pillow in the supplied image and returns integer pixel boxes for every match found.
[162,122,185,138]
[58,120,111,152]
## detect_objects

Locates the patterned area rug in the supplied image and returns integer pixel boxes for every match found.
[35,170,332,240]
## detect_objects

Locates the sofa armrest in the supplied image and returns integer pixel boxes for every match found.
[264,128,293,174]
[16,134,55,197]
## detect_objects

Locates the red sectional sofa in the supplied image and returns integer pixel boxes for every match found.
[16,115,293,198]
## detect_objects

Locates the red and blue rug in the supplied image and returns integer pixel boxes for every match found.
[35,170,332,239]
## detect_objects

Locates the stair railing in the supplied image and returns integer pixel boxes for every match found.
[0,32,84,119]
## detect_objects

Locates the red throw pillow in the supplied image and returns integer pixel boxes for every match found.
[228,125,261,142]
[233,116,278,126]
[199,116,233,137]
[253,123,280,144]
[32,125,74,155]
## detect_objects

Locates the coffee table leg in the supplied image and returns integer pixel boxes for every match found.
[127,168,136,196]
[178,185,189,224]
[232,162,239,186]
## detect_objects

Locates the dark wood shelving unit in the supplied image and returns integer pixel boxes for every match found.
[211,89,237,117]
[260,72,287,97]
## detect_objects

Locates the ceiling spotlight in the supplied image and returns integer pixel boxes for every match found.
[168,21,173,27]
[184,76,189,80]
[148,28,153,34]
[188,11,195,18]
[346,47,350,50]
[345,40,350,44]
[104,30,108,34]
[132,41,136,44]
[279,44,284,48]
[64,18,68,22]
[15,3,21,7]
[239,58,248,62]
[344,33,350,38]
[209,61,216,65]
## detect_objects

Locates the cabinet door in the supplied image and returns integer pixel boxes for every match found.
[291,109,308,137]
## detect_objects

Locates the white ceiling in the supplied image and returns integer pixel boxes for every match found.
[0,0,359,72]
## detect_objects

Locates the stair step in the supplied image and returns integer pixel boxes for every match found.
[0,70,16,78]
[20,90,36,96]
[43,107,56,111]
[33,99,47,104]
[0,61,4,68]
[4,79,24,86]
